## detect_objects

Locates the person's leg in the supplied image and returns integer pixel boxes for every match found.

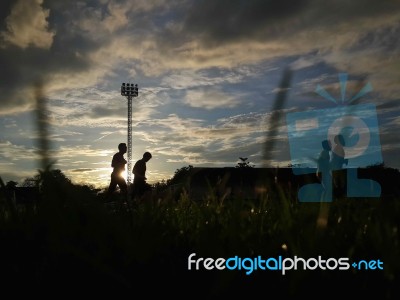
[118,178,128,198]
[134,181,145,201]
[108,174,117,194]
[112,177,127,211]
[322,174,332,202]
[107,173,117,198]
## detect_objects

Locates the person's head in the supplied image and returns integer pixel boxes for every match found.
[118,143,127,153]
[322,139,331,151]
[143,151,152,162]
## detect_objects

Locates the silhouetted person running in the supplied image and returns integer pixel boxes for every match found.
[330,134,348,197]
[107,143,128,198]
[132,151,152,200]
[316,139,332,201]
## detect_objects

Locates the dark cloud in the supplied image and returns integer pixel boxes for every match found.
[0,0,106,113]
[180,145,207,153]
[350,21,400,52]
[70,168,95,173]
[90,105,125,118]
[0,1,14,29]
[0,46,91,109]
[183,0,309,43]
[183,0,400,45]
[1,0,399,115]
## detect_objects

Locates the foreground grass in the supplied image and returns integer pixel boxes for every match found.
[0,172,399,297]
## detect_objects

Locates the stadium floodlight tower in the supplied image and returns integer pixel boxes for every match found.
[120,82,138,185]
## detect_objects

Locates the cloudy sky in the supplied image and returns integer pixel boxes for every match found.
[0,0,399,188]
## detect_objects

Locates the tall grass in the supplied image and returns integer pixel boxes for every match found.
[1,172,398,296]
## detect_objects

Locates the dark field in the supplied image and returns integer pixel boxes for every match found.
[1,167,399,298]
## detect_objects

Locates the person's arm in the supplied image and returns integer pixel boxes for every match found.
[113,153,126,170]
[132,162,142,177]
[111,154,116,168]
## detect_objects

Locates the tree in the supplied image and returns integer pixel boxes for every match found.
[168,165,193,185]
[21,176,40,187]
[5,180,18,189]
[236,157,255,168]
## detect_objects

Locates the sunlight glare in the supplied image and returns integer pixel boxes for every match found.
[121,170,127,181]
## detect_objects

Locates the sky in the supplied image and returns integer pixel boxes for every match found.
[0,0,399,189]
